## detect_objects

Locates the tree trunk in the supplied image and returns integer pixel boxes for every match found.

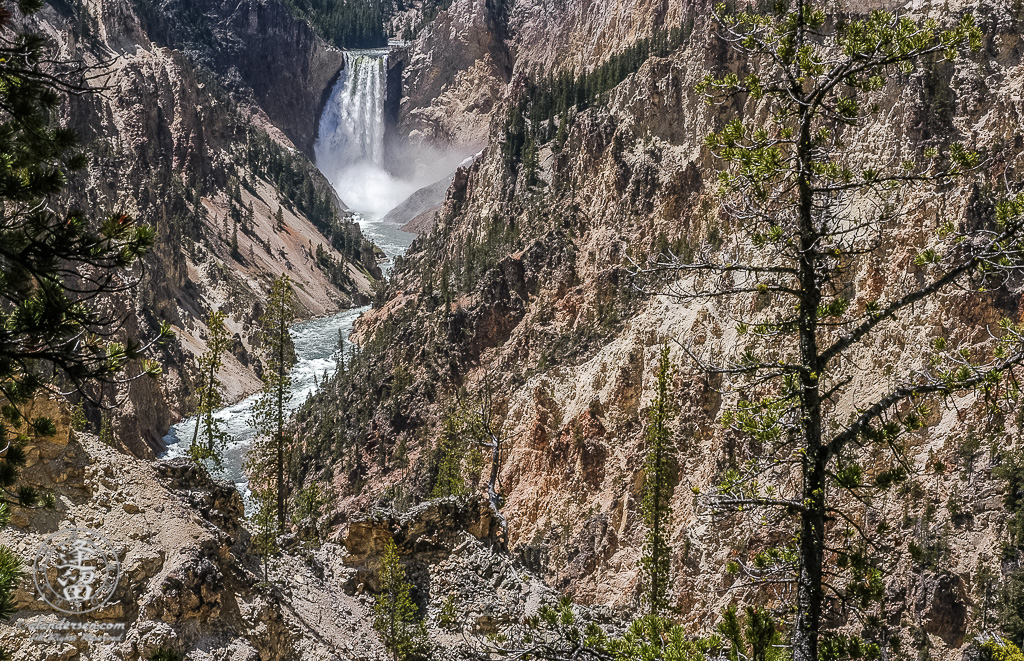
[793,448,826,661]
[487,436,507,543]
[277,312,286,531]
[793,69,825,661]
[190,358,216,450]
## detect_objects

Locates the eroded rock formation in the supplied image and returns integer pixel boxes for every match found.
[25,0,381,452]
[294,2,1024,659]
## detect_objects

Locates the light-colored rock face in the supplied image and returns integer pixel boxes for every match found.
[1,428,568,660]
[395,0,697,151]
[397,0,512,150]
[301,0,1024,655]
[0,429,390,661]
[23,0,378,453]
[508,0,691,73]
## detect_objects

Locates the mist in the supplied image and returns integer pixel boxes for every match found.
[314,50,469,219]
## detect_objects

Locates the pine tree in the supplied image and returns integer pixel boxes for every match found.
[248,275,296,530]
[275,206,285,232]
[231,221,240,260]
[661,6,1019,661]
[292,482,330,545]
[0,3,168,649]
[148,648,183,661]
[250,487,280,584]
[996,447,1024,644]
[373,537,425,661]
[0,7,164,408]
[521,135,539,188]
[973,559,1000,636]
[1002,571,1024,647]
[188,311,230,467]
[0,543,22,622]
[640,345,675,615]
[718,605,783,661]
[430,408,466,498]
[99,410,115,446]
[70,402,86,432]
[554,109,569,152]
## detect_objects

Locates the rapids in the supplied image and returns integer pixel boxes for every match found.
[162,48,419,501]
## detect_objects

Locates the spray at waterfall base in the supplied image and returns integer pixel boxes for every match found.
[315,49,470,218]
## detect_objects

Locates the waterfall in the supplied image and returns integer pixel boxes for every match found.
[316,50,387,168]
[316,49,419,218]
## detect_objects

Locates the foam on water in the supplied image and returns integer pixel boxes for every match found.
[162,306,367,497]
[163,48,433,506]
[315,50,414,217]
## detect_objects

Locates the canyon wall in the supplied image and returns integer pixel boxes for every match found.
[296,0,1024,656]
[26,0,380,454]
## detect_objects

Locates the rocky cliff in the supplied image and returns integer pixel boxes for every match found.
[392,0,512,151]
[128,0,346,157]
[0,405,567,660]
[294,0,1024,657]
[0,405,376,661]
[26,0,381,454]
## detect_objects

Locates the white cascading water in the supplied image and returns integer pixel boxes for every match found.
[317,50,387,168]
[315,49,420,258]
[163,50,420,504]
[315,49,421,221]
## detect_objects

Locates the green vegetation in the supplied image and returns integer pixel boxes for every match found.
[0,0,164,440]
[997,446,1024,551]
[70,401,86,432]
[280,0,386,49]
[640,345,676,615]
[493,597,723,661]
[0,545,22,623]
[148,648,183,661]
[671,5,1021,661]
[242,131,372,271]
[374,537,426,661]
[982,638,1024,661]
[974,559,1001,636]
[292,305,433,498]
[294,207,625,513]
[248,275,297,530]
[188,310,230,467]
[1003,572,1024,650]
[438,593,458,629]
[452,216,521,294]
[996,446,1024,645]
[292,482,332,545]
[0,1,167,649]
[251,487,281,583]
[718,605,783,661]
[430,408,471,498]
[427,400,490,499]
[98,410,115,447]
[501,11,696,175]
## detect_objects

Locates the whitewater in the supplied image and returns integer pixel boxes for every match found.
[162,49,417,500]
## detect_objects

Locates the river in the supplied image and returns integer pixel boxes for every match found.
[161,48,418,500]
[160,212,414,496]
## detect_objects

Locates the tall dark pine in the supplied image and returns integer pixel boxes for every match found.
[651,4,1024,661]
[640,346,675,615]
[0,0,163,410]
[249,275,296,530]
